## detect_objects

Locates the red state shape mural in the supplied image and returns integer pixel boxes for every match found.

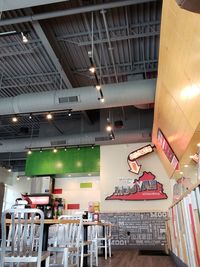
[105,171,168,201]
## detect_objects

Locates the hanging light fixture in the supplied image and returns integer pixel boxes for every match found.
[21,32,28,43]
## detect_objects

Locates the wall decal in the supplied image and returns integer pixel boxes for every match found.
[105,171,168,201]
[127,144,154,174]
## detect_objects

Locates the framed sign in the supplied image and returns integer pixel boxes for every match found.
[157,128,179,169]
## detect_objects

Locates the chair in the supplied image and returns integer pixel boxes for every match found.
[0,208,50,267]
[48,215,92,267]
[88,222,112,262]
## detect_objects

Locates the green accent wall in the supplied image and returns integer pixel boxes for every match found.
[25,146,100,176]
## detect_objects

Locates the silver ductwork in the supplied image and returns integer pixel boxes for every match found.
[0,79,155,115]
[0,129,151,153]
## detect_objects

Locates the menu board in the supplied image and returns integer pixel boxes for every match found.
[100,212,167,247]
[157,128,179,169]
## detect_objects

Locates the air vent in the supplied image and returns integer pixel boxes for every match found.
[58,96,79,103]
[95,136,111,142]
[51,140,66,146]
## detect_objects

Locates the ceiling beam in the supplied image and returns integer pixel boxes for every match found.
[0,0,156,26]
[2,71,59,82]
[31,20,72,88]
[57,21,160,40]
[77,31,160,46]
[1,0,68,12]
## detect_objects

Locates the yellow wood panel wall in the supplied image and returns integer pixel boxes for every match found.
[153,0,200,176]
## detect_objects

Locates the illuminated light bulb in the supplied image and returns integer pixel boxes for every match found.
[88,173,91,176]
[40,148,42,153]
[27,149,32,155]
[16,177,20,181]
[197,143,200,147]
[12,116,18,122]
[189,155,193,159]
[96,85,101,90]
[46,113,52,120]
[100,97,105,103]
[68,112,72,117]
[89,66,95,73]
[53,148,57,153]
[27,177,30,180]
[64,147,67,151]
[106,125,112,132]
[21,32,28,43]
[179,171,183,175]
[184,164,189,168]
[29,114,32,119]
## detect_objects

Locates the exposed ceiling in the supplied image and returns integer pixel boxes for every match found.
[0,0,162,171]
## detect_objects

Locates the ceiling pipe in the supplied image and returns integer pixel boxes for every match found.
[0,0,156,26]
[0,79,156,115]
[0,129,151,153]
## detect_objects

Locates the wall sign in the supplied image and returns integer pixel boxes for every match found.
[127,144,154,174]
[105,171,168,201]
[157,128,179,169]
[106,143,168,201]
[100,212,167,247]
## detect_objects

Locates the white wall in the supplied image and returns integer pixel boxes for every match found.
[55,176,100,212]
[0,167,31,210]
[54,143,172,213]
[100,143,172,212]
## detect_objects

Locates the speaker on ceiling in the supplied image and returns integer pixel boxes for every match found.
[176,0,200,13]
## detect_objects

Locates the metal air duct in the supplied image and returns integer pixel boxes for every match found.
[0,129,151,153]
[0,79,156,115]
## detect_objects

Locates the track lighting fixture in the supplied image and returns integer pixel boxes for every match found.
[7,167,12,172]
[89,65,96,73]
[96,84,101,90]
[100,96,105,103]
[12,115,18,122]
[46,112,53,120]
[29,113,33,119]
[26,144,96,154]
[21,32,28,43]
[53,147,57,153]
[109,131,115,140]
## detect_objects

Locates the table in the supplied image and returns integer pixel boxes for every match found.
[6,219,110,267]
